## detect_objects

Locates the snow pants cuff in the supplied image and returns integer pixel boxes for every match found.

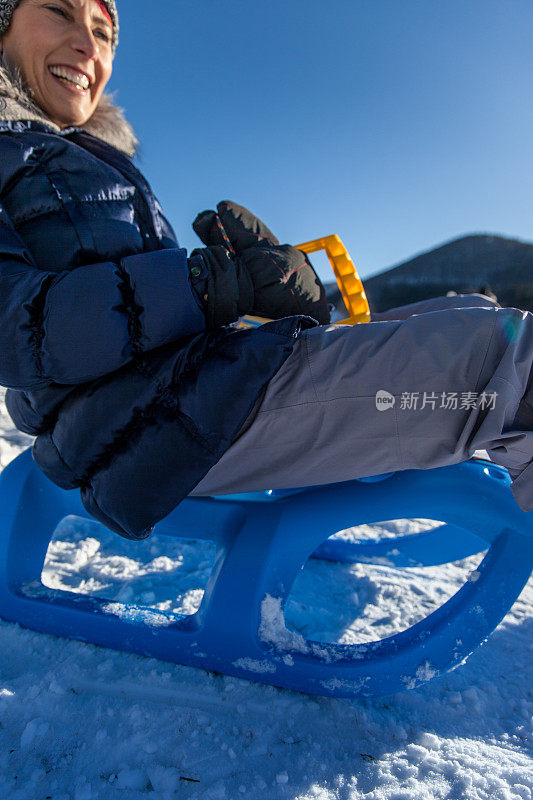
[510,460,533,512]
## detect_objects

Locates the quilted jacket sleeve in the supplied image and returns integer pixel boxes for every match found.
[0,199,207,390]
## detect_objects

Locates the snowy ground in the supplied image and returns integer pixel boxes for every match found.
[0,391,531,800]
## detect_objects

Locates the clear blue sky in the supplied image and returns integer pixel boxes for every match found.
[110,0,533,282]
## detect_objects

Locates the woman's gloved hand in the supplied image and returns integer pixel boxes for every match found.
[188,245,254,328]
[192,200,331,324]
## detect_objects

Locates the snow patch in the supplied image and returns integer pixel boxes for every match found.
[258,594,308,653]
[403,660,439,690]
[418,731,440,749]
[20,718,50,750]
[233,657,277,674]
[116,768,146,790]
[320,676,370,693]
[258,595,347,664]
[102,602,184,627]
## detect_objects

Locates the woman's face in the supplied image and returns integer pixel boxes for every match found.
[1,0,113,128]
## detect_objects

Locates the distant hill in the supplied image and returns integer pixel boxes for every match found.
[325,234,533,315]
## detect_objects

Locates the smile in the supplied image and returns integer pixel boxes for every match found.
[49,66,91,92]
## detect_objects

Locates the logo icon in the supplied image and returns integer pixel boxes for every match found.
[375,390,395,411]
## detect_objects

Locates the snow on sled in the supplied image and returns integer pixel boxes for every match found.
[0,237,531,698]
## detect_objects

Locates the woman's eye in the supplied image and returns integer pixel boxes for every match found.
[94,29,111,44]
[45,4,69,18]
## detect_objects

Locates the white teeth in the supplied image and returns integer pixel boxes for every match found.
[49,66,90,91]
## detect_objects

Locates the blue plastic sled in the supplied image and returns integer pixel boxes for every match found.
[0,448,531,698]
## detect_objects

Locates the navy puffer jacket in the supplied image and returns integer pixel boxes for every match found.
[0,68,315,539]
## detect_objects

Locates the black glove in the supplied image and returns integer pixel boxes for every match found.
[193,201,330,324]
[189,246,254,328]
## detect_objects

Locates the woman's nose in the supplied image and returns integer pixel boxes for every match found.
[70,24,100,60]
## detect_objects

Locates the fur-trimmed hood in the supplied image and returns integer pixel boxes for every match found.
[0,63,137,156]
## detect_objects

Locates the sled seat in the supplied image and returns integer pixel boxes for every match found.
[0,448,531,698]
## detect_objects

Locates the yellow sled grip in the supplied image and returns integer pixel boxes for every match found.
[297,234,370,325]
[238,234,370,329]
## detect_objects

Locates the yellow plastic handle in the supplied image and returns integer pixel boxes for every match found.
[296,234,370,325]
[238,234,370,328]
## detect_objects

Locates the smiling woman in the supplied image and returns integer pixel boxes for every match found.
[0,0,335,538]
[0,0,115,127]
[0,0,531,543]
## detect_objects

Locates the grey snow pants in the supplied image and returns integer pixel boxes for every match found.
[192,295,533,513]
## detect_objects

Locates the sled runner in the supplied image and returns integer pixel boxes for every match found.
[0,449,531,698]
